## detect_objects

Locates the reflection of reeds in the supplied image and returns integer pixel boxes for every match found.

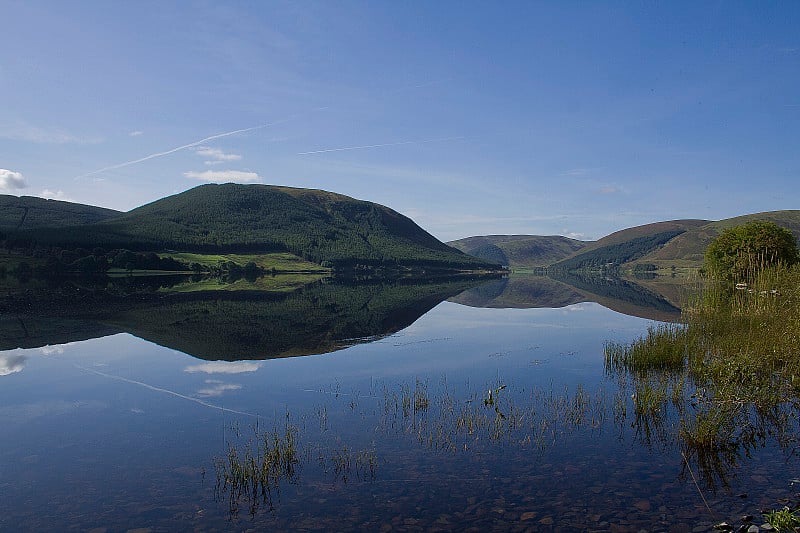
[214,415,378,517]
[377,379,609,454]
[605,264,800,491]
[326,446,377,484]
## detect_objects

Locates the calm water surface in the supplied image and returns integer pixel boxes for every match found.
[1,298,795,531]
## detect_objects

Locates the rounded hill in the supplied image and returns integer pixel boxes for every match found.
[22,184,499,272]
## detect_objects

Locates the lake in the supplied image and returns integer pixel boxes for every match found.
[0,275,797,532]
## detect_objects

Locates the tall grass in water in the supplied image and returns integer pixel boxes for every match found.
[605,323,688,376]
[214,414,380,517]
[214,420,300,516]
[686,264,800,408]
[605,263,800,490]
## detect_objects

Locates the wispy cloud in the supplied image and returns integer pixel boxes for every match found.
[0,353,27,376]
[76,117,296,179]
[0,168,27,190]
[0,122,100,144]
[129,130,144,137]
[599,186,621,194]
[184,361,262,374]
[297,136,464,155]
[560,168,593,177]
[183,170,262,183]
[195,146,242,165]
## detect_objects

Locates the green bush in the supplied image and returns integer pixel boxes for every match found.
[704,220,798,283]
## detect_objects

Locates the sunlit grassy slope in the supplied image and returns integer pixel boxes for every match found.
[163,252,328,272]
[641,210,800,265]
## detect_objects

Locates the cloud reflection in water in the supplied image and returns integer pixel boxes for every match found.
[184,361,261,374]
[0,353,27,376]
[197,380,243,398]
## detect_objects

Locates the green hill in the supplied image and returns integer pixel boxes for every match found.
[453,213,800,274]
[552,220,709,271]
[11,184,499,272]
[451,221,708,271]
[0,195,121,231]
[640,210,800,266]
[448,235,586,268]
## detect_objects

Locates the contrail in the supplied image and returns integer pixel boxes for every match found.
[75,364,259,418]
[74,115,304,180]
[297,136,464,155]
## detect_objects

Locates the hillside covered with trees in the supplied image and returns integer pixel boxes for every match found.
[1,184,501,276]
[0,195,121,230]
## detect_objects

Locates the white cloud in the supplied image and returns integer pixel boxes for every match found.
[183,170,262,183]
[0,354,27,376]
[195,146,242,165]
[39,189,74,202]
[184,361,262,374]
[0,169,27,190]
[129,130,143,137]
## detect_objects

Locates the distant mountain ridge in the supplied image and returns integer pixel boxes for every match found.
[449,212,800,270]
[448,235,586,268]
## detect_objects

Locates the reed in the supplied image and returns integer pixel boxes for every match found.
[763,507,800,532]
[606,263,800,488]
[604,324,688,376]
[213,421,300,516]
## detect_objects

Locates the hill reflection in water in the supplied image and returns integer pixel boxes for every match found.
[0,275,490,361]
[448,273,682,321]
[0,272,682,362]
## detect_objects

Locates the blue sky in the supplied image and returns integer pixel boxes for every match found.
[1,1,798,241]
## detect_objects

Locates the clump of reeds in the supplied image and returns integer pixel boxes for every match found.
[376,377,610,454]
[214,421,300,516]
[604,324,688,376]
[606,263,800,489]
[215,413,382,515]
